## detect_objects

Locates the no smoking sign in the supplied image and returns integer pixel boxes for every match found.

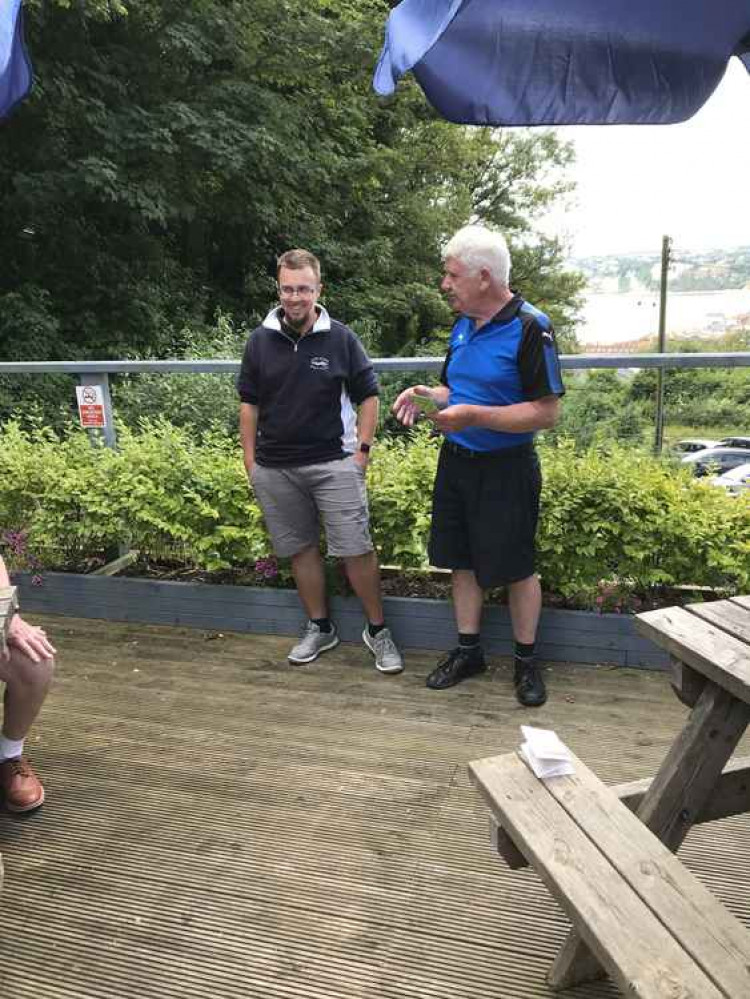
[75,384,107,428]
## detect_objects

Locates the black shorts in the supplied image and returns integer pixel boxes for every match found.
[428,441,542,588]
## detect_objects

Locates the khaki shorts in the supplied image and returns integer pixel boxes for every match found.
[250,455,373,558]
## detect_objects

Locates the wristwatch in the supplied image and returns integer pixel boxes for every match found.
[359,442,372,454]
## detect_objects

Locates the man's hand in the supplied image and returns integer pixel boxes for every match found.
[429,404,477,434]
[353,449,369,472]
[392,385,436,427]
[4,614,56,664]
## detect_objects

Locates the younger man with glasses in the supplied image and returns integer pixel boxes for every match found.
[237,249,403,674]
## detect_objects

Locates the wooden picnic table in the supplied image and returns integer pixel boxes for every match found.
[470,595,750,997]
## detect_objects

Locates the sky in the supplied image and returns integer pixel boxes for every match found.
[540,59,750,259]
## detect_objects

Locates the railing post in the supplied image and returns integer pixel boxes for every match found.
[77,372,128,556]
[653,234,672,455]
[78,372,117,450]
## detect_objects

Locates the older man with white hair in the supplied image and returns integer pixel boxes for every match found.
[393,225,564,706]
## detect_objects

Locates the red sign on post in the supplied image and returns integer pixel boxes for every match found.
[76,385,107,428]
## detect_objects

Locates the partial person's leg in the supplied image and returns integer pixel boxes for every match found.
[343,550,383,624]
[508,573,542,643]
[287,544,340,663]
[0,648,55,812]
[509,573,546,707]
[452,569,484,633]
[344,551,403,674]
[291,545,328,621]
[316,457,403,673]
[424,569,487,690]
[473,448,546,707]
[426,450,486,689]
[251,465,337,662]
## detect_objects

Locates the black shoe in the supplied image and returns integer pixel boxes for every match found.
[426,647,486,690]
[514,659,547,707]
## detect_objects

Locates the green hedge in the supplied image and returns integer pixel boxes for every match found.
[1,421,749,605]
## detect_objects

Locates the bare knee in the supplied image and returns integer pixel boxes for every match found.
[6,649,55,690]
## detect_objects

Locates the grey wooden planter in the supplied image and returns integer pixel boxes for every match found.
[15,571,669,670]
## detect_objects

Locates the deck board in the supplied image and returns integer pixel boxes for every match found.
[1,615,750,999]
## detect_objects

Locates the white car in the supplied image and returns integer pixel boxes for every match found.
[681,447,750,477]
[673,438,721,455]
[710,462,750,494]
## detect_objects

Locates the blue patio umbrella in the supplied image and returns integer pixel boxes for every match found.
[374,0,750,125]
[1,0,33,120]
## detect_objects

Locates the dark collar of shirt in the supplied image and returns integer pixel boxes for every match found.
[487,292,524,327]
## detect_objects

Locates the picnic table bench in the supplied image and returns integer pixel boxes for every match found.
[469,595,750,997]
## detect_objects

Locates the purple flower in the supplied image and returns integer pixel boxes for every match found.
[254,555,279,580]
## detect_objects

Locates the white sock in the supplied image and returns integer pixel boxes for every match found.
[0,736,24,761]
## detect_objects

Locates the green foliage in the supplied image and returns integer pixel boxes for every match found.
[550,371,650,448]
[0,419,266,571]
[538,440,750,600]
[629,366,750,430]
[111,312,249,434]
[2,424,749,606]
[366,426,438,565]
[1,0,582,394]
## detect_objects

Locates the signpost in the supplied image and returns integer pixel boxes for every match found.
[76,375,117,449]
[75,384,107,428]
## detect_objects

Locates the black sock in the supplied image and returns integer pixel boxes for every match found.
[515,640,535,661]
[368,622,386,638]
[312,617,332,634]
[459,632,481,649]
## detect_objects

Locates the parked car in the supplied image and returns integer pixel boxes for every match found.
[710,462,750,494]
[673,438,721,454]
[681,447,750,477]
[718,436,750,450]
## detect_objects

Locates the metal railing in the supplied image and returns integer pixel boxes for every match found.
[2,352,749,451]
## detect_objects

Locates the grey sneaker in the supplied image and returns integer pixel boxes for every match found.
[362,627,404,674]
[288,621,340,664]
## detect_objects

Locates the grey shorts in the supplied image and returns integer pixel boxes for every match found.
[250,456,373,558]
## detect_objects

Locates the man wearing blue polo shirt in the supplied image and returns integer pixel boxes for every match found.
[393,225,564,706]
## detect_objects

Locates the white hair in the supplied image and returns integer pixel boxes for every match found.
[442,225,511,287]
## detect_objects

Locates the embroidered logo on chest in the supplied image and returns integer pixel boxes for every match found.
[310,356,329,371]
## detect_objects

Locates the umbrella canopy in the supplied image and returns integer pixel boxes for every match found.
[374,0,750,125]
[1,0,33,120]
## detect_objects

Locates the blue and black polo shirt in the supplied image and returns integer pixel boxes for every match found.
[440,294,565,452]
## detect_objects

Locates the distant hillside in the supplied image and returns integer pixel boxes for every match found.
[571,246,750,294]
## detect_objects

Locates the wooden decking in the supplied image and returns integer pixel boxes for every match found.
[1,615,749,999]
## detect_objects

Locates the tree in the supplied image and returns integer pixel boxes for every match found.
[1,0,582,391]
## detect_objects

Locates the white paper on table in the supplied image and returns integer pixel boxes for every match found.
[519,725,575,779]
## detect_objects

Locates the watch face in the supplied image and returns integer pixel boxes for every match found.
[359,443,371,454]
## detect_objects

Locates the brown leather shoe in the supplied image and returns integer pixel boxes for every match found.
[0,756,45,813]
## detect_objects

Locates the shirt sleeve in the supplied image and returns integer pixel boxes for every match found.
[517,317,566,400]
[236,331,260,405]
[346,329,380,404]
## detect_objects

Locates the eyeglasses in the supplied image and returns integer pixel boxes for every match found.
[278,284,318,298]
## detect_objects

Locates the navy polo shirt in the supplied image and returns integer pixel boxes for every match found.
[440,294,565,452]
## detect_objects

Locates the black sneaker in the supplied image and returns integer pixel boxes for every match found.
[514,659,547,707]
[426,646,486,690]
